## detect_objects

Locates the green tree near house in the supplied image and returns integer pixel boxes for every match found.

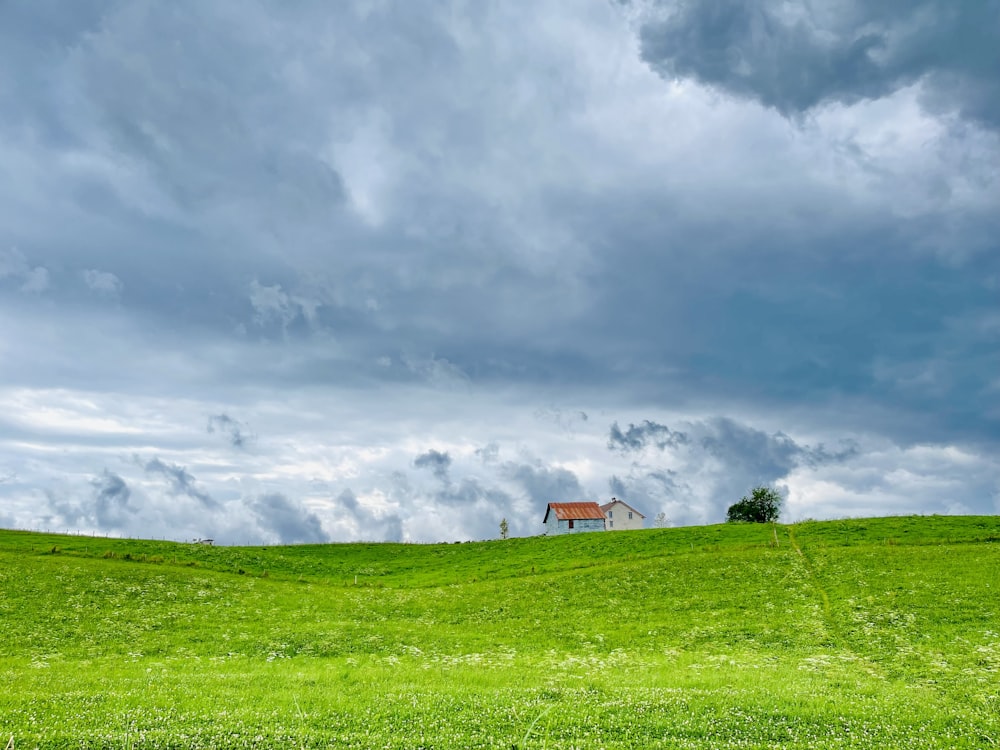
[499,517,509,540]
[726,486,783,523]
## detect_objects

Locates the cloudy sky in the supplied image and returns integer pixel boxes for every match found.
[1,1,998,544]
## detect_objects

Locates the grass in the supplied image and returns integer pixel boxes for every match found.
[0,515,998,747]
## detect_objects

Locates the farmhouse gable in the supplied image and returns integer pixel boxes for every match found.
[601,497,645,531]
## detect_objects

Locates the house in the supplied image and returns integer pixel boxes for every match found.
[543,502,606,535]
[601,497,645,531]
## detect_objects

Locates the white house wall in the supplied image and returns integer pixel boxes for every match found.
[604,501,644,531]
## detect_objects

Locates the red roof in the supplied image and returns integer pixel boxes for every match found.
[544,502,606,523]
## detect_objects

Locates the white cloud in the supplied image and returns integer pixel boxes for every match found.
[248,280,306,331]
[0,248,50,294]
[18,266,50,294]
[82,269,123,296]
[784,442,1000,521]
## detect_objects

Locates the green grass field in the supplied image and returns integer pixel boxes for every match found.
[1,516,999,748]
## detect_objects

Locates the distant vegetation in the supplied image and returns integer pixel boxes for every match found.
[1,515,999,748]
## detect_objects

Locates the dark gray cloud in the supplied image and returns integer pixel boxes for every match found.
[435,478,514,509]
[379,464,521,541]
[605,417,865,524]
[611,469,683,501]
[609,469,690,522]
[41,489,89,529]
[414,450,452,481]
[697,419,805,479]
[581,203,1000,450]
[30,471,134,533]
[608,417,856,479]
[335,489,403,543]
[635,0,1000,128]
[140,457,219,509]
[90,469,132,526]
[698,418,863,478]
[207,413,254,449]
[801,440,862,468]
[608,420,689,453]
[432,479,519,540]
[502,461,585,505]
[247,492,328,545]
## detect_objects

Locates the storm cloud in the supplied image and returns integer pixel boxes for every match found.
[335,489,404,543]
[414,450,453,481]
[247,492,328,545]
[635,0,1000,128]
[0,1,996,543]
[606,417,878,525]
[140,457,219,509]
[608,420,690,453]
[91,469,133,526]
[502,461,586,506]
[207,414,254,450]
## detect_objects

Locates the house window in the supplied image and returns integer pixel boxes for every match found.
[628,511,633,519]
[609,520,614,528]
[608,511,613,518]
[568,519,574,530]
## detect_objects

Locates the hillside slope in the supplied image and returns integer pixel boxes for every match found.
[1,516,998,748]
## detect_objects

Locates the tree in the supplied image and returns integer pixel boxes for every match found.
[726,486,782,523]
[653,512,668,528]
[499,517,509,540]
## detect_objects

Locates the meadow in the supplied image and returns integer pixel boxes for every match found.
[1,516,998,748]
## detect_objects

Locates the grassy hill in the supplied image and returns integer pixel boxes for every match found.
[1,516,999,748]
